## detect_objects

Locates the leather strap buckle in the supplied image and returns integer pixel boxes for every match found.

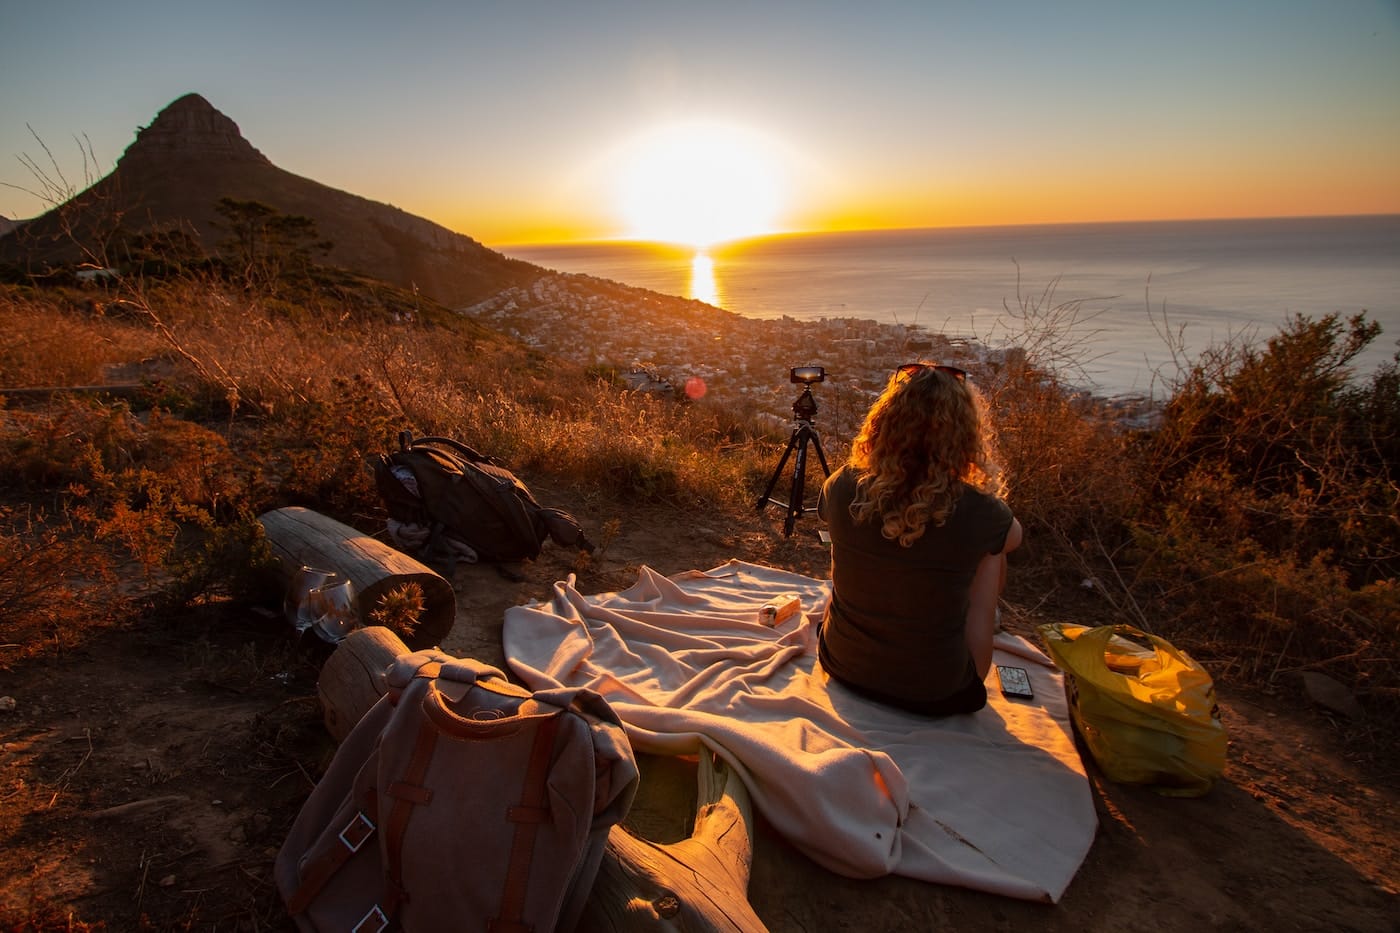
[339,811,376,853]
[351,904,389,933]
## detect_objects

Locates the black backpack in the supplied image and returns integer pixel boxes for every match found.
[374,431,593,563]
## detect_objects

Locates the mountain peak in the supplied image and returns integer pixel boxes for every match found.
[2,93,531,306]
[120,93,270,167]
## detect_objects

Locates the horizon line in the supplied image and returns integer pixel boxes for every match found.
[491,211,1400,252]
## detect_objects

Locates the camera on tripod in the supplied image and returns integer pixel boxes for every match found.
[758,365,832,536]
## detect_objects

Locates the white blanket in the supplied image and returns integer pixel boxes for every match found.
[503,560,1097,903]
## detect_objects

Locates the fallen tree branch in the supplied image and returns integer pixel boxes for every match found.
[87,794,190,820]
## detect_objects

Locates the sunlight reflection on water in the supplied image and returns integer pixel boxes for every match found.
[690,252,720,306]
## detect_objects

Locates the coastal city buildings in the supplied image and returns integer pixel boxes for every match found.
[461,271,983,441]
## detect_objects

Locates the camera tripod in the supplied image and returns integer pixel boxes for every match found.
[756,384,832,537]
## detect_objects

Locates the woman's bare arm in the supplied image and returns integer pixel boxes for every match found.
[966,516,1023,678]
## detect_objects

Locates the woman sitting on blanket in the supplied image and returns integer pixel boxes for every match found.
[818,361,1023,716]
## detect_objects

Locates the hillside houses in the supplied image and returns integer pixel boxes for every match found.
[461,271,980,440]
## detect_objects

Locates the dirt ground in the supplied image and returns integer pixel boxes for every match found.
[2,492,1397,931]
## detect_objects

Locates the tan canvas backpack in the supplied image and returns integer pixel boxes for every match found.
[275,650,639,932]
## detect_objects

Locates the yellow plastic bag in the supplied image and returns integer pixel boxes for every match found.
[1038,623,1228,797]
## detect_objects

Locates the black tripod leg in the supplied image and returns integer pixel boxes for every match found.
[757,431,799,511]
[809,429,832,478]
[784,429,810,537]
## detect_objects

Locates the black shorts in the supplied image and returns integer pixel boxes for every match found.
[818,624,988,717]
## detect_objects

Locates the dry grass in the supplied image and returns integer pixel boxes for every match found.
[1,270,1396,725]
[0,287,165,387]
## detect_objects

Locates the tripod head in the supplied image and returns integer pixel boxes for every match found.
[791,384,818,423]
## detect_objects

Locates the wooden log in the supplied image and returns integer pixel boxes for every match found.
[257,506,455,650]
[582,753,766,932]
[316,626,407,742]
[316,627,767,932]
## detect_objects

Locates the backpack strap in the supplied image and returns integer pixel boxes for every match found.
[406,432,495,466]
[380,707,442,919]
[490,711,562,933]
[284,784,381,916]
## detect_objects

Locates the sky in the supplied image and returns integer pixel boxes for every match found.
[2,0,1398,247]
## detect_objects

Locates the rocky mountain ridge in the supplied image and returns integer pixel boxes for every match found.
[0,93,535,305]
[120,93,272,168]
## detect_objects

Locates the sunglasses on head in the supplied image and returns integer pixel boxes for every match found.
[896,362,967,383]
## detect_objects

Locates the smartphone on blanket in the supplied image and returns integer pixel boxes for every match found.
[997,665,1034,700]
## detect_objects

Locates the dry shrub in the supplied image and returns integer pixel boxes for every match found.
[1130,313,1399,708]
[1134,480,1394,690]
[0,393,262,640]
[72,274,772,520]
[1144,313,1394,574]
[975,283,1143,608]
[1,398,244,514]
[0,506,123,667]
[254,373,402,516]
[976,287,1398,718]
[457,377,763,508]
[0,287,164,388]
[0,897,106,933]
[987,358,1138,557]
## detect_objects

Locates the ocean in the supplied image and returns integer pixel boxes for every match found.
[500,215,1400,397]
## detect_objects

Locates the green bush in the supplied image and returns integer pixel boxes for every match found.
[1124,313,1399,705]
[1144,312,1397,585]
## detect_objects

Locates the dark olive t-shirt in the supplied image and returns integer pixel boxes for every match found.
[817,464,1014,707]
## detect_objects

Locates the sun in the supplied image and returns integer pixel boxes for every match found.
[614,121,785,248]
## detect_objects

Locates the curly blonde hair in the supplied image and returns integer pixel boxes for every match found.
[848,364,1003,546]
